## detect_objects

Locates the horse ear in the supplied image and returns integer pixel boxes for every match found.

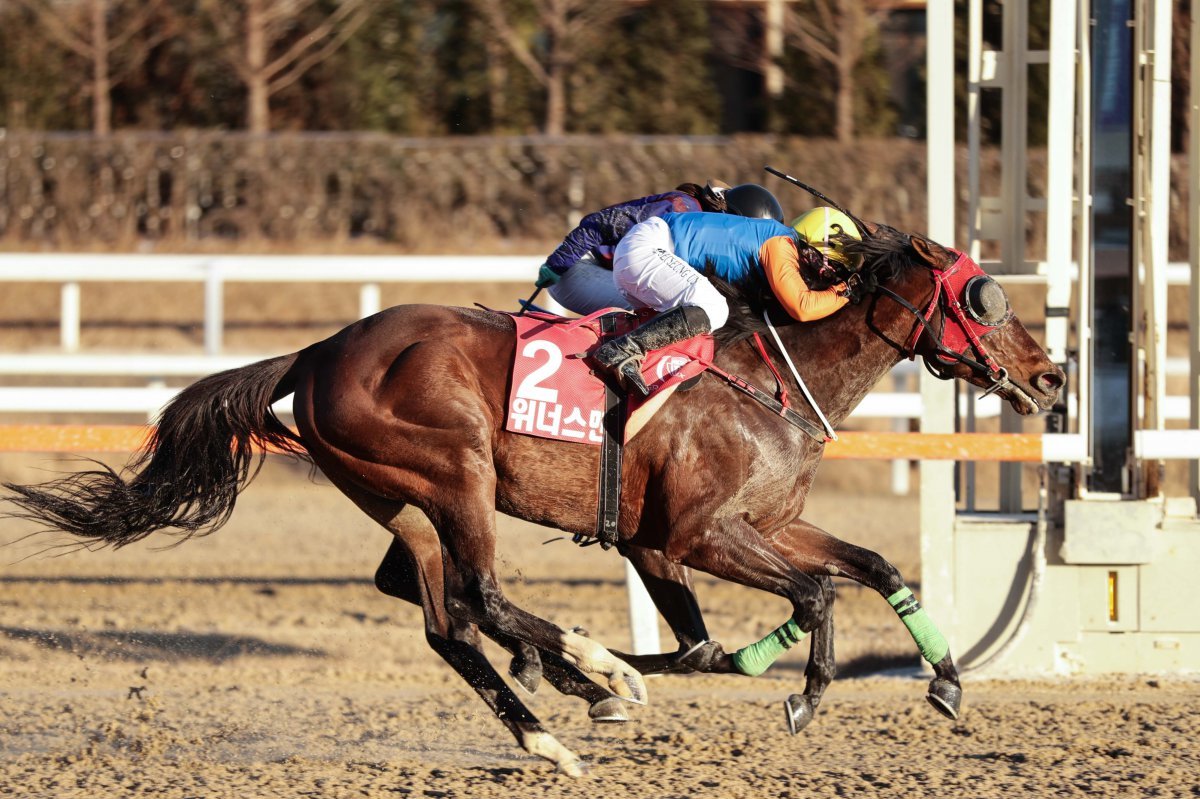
[910,235,950,267]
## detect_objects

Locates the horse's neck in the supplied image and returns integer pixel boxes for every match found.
[734,272,921,429]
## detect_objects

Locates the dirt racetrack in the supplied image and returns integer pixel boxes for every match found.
[0,458,1197,798]
[1,279,1199,797]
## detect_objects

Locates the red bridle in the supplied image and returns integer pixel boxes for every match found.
[882,250,1014,391]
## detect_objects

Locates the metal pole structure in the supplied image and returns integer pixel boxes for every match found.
[1076,0,1094,486]
[1191,0,1200,509]
[1045,0,1079,368]
[921,0,958,644]
[1136,0,1171,492]
[998,0,1029,512]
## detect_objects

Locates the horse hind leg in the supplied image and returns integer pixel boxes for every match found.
[375,526,628,723]
[429,479,648,706]
[340,493,588,775]
[608,547,740,676]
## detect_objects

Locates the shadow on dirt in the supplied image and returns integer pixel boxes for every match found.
[775,652,918,678]
[0,626,323,663]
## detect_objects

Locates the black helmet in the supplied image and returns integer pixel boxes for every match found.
[724,184,785,223]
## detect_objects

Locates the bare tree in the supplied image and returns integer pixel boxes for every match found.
[786,0,896,143]
[200,0,373,133]
[12,0,171,134]
[475,0,627,136]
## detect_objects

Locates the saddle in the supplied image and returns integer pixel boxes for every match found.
[504,307,713,549]
[504,308,713,445]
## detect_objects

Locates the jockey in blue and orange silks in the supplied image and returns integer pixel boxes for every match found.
[592,207,861,395]
[537,183,786,316]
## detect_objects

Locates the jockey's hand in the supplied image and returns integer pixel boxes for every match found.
[535,264,562,289]
[837,273,865,304]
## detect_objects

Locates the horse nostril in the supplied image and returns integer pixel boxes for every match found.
[1036,370,1065,395]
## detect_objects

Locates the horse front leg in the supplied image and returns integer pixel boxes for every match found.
[653,515,841,733]
[612,545,838,735]
[770,518,962,721]
[783,575,836,734]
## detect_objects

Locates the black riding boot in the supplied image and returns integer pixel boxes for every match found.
[592,306,711,396]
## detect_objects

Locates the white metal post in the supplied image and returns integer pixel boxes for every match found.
[1045,0,1079,366]
[359,283,382,319]
[1140,0,1171,438]
[60,282,81,352]
[624,560,660,655]
[204,261,224,355]
[921,0,959,643]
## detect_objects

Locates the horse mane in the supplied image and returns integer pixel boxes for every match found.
[710,222,916,346]
[839,223,913,291]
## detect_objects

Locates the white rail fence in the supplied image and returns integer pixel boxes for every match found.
[1,254,1194,354]
[0,254,541,354]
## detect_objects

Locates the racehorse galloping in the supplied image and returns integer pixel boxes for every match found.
[4,221,1063,775]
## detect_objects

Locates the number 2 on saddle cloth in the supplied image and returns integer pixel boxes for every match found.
[504,308,714,446]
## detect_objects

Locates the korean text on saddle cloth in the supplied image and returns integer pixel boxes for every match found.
[506,313,713,445]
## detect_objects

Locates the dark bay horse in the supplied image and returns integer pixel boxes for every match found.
[4,223,1063,775]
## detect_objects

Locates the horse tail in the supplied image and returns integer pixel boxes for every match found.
[3,352,310,549]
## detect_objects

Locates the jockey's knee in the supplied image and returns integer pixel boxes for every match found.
[695,294,730,329]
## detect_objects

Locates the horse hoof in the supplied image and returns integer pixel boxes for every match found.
[612,672,648,705]
[926,678,962,720]
[509,660,542,696]
[588,697,630,723]
[783,694,816,735]
[557,757,587,778]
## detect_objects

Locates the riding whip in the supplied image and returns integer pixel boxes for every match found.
[763,166,871,237]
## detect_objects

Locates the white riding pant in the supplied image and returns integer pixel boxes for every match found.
[612,217,730,329]
[547,252,633,315]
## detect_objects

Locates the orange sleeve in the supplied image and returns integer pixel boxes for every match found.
[761,237,850,322]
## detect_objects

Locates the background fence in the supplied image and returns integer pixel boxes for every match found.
[0,132,1145,255]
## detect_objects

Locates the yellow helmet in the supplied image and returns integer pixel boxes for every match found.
[791,207,862,268]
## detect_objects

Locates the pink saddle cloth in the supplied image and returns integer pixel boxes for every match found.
[505,309,714,444]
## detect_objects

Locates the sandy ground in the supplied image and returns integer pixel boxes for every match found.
[1,281,1199,796]
[1,459,1198,798]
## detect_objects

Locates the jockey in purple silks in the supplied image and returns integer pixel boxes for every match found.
[537,182,785,316]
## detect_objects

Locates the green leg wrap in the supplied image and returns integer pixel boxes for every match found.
[731,618,809,677]
[888,586,949,665]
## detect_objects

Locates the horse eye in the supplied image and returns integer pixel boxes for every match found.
[963,276,1009,325]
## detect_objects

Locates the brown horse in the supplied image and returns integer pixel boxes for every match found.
[4,222,1063,775]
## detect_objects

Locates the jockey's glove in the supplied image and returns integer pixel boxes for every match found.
[837,274,866,304]
[536,264,562,288]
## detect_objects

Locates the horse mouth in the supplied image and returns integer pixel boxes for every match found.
[1003,381,1051,415]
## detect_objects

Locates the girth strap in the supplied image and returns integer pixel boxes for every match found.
[592,313,625,550]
